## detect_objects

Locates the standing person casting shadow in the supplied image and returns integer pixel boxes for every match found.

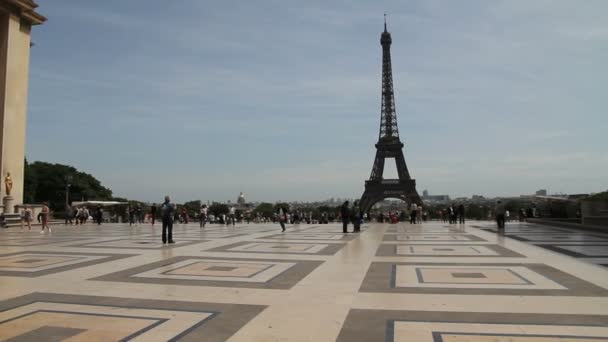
[495,200,506,234]
[341,201,350,233]
[351,200,361,233]
[161,196,176,244]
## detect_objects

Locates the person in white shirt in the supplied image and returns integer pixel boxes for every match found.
[200,205,208,228]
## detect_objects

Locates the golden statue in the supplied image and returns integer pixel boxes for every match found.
[4,172,12,196]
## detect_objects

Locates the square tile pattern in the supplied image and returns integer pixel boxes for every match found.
[336,309,608,342]
[67,238,207,249]
[93,256,323,289]
[0,293,264,342]
[376,244,525,257]
[204,241,345,255]
[0,252,135,277]
[360,262,608,296]
[383,234,486,242]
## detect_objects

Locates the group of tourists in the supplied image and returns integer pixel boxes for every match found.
[439,204,466,224]
[19,204,51,233]
[339,200,362,233]
[65,205,103,225]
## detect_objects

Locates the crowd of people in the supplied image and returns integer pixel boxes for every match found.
[10,195,539,241]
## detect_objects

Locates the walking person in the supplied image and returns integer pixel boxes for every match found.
[21,206,32,231]
[340,201,350,233]
[200,204,208,228]
[410,203,418,224]
[277,206,287,232]
[495,200,506,232]
[229,206,236,226]
[458,204,465,224]
[182,207,189,224]
[128,206,136,227]
[40,203,51,233]
[81,207,89,225]
[150,204,157,225]
[161,196,176,244]
[96,206,103,225]
[65,204,73,225]
[351,200,361,233]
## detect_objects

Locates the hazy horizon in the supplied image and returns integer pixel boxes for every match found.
[26,1,608,203]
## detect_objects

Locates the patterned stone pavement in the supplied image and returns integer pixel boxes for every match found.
[0,220,607,341]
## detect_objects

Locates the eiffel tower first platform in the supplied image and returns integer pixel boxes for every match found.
[359,18,422,213]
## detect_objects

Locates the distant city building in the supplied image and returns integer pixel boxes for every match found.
[536,189,548,196]
[421,190,450,203]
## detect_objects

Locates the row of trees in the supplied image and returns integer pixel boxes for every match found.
[24,159,118,212]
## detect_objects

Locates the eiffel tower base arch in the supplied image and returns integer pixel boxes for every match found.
[359,179,422,213]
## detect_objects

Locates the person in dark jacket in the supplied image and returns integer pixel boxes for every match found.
[340,201,350,233]
[150,204,157,226]
[161,196,176,244]
[351,200,361,233]
[457,204,465,224]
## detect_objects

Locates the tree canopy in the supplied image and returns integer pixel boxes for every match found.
[24,160,114,210]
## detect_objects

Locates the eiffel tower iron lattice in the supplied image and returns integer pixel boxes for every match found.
[359,18,422,213]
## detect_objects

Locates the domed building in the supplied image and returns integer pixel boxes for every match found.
[237,192,246,206]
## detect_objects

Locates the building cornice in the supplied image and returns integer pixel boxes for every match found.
[1,0,46,25]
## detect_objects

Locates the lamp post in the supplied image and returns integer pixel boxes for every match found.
[65,176,72,209]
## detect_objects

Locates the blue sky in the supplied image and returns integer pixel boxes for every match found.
[26,0,608,203]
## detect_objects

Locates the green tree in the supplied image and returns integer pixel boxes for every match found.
[23,161,113,211]
[183,200,202,215]
[274,202,290,213]
[254,203,274,218]
[209,202,229,216]
[23,159,37,203]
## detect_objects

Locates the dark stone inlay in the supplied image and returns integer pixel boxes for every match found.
[383,234,486,242]
[433,331,608,341]
[336,309,608,342]
[0,293,266,342]
[205,241,344,255]
[360,262,608,296]
[66,239,206,249]
[450,272,486,279]
[93,256,323,289]
[205,266,238,272]
[0,252,136,278]
[375,244,526,258]
[4,326,86,342]
[14,259,46,264]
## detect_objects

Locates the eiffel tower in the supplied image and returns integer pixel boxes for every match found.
[359,17,422,213]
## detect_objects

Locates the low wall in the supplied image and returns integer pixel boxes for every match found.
[581,200,608,228]
[528,218,608,233]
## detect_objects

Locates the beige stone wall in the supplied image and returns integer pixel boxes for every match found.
[0,12,32,205]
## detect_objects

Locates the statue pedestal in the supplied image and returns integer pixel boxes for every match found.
[3,196,14,213]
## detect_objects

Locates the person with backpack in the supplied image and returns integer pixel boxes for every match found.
[161,195,176,244]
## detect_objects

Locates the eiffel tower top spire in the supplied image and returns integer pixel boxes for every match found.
[379,15,399,141]
[384,13,387,32]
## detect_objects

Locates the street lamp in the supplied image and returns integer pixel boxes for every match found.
[65,176,72,209]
